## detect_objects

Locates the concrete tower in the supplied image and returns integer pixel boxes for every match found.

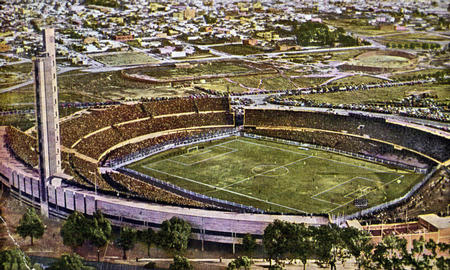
[33,28,62,217]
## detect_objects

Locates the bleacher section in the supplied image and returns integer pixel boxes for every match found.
[60,97,230,147]
[74,112,233,160]
[244,109,450,163]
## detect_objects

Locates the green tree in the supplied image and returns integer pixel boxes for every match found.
[87,210,112,262]
[48,253,94,270]
[0,248,43,270]
[312,224,349,270]
[341,227,374,269]
[60,211,90,251]
[404,237,434,270]
[241,234,257,257]
[262,219,290,266]
[288,223,313,270]
[139,227,156,257]
[436,242,450,270]
[16,208,45,246]
[373,234,407,270]
[115,226,137,260]
[169,255,193,270]
[158,217,191,255]
[227,256,252,270]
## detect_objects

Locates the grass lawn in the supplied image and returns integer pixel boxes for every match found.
[287,82,450,104]
[213,44,266,55]
[127,137,422,215]
[133,61,257,79]
[91,52,159,66]
[198,78,248,93]
[329,75,388,86]
[324,19,398,36]
[0,63,32,90]
[380,33,449,41]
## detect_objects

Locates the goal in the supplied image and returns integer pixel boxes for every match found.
[187,146,199,153]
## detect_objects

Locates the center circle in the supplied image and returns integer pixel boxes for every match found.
[251,164,289,177]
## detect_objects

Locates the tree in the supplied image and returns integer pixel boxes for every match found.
[139,227,156,257]
[48,253,94,270]
[241,234,257,257]
[311,224,349,270]
[60,211,90,251]
[115,226,137,260]
[16,208,45,246]
[262,219,290,266]
[0,248,43,270]
[158,217,191,255]
[87,210,112,262]
[169,255,193,270]
[341,227,374,269]
[288,223,313,270]
[227,256,252,270]
[373,234,408,270]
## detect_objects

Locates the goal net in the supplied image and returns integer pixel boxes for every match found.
[187,146,199,153]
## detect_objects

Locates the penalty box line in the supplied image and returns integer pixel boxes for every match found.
[327,174,405,213]
[141,165,308,214]
[311,176,386,210]
[166,139,239,166]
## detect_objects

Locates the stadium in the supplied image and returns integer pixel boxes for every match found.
[1,95,449,244]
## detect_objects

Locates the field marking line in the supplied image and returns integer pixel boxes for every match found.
[141,165,307,213]
[179,149,212,158]
[312,154,400,175]
[311,177,359,198]
[327,174,405,213]
[159,139,239,166]
[222,156,313,189]
[188,149,238,165]
[239,138,401,177]
[343,186,373,199]
[235,139,309,157]
[167,149,237,166]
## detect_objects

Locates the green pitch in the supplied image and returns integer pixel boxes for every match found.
[127,137,423,215]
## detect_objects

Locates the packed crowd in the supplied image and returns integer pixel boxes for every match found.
[247,128,432,168]
[69,155,114,191]
[106,172,208,208]
[270,95,450,123]
[245,109,450,162]
[103,129,226,162]
[4,127,38,168]
[364,169,449,224]
[75,112,234,160]
[61,97,230,147]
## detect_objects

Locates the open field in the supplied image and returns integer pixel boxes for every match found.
[133,61,261,79]
[329,75,388,86]
[379,33,449,42]
[90,52,159,66]
[2,70,202,109]
[0,63,32,90]
[283,49,369,64]
[128,137,422,215]
[324,19,398,36]
[213,44,266,55]
[287,82,450,105]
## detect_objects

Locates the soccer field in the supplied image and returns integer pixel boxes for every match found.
[127,137,423,215]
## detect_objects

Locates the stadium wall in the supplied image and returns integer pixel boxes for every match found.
[0,149,330,245]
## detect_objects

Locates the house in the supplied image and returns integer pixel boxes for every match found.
[243,39,258,46]
[0,43,11,52]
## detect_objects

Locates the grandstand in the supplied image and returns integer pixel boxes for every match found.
[2,99,448,218]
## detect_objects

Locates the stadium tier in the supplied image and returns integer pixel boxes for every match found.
[60,97,230,147]
[4,126,39,168]
[244,109,450,163]
[74,112,234,160]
